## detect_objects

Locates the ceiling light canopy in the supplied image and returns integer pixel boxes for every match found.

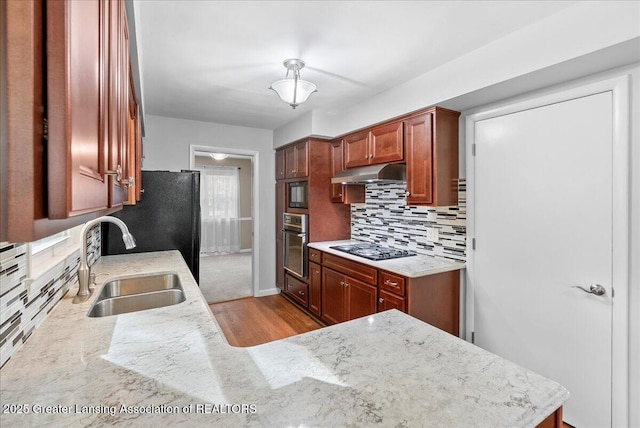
[269,59,317,109]
[209,153,229,160]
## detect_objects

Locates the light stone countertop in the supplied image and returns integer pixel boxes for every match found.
[308,240,466,278]
[0,250,567,427]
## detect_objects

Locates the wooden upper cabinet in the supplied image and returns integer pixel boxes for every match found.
[369,121,403,164]
[404,113,434,205]
[275,149,285,180]
[344,130,370,168]
[284,141,308,178]
[344,121,403,168]
[107,0,129,209]
[405,108,460,206]
[46,0,109,218]
[330,140,345,202]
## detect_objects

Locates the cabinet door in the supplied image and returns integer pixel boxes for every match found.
[322,268,346,324]
[294,141,308,178]
[330,140,345,202]
[107,0,128,209]
[370,121,403,164]
[344,130,370,168]
[378,290,406,313]
[345,276,377,321]
[405,113,434,205]
[46,0,109,218]
[284,146,296,178]
[275,149,285,180]
[309,262,322,317]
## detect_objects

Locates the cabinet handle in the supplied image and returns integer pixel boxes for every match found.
[406,191,411,197]
[340,281,345,286]
[337,193,342,197]
[298,290,305,296]
[385,279,399,287]
[344,282,349,288]
[106,164,123,182]
[379,298,384,303]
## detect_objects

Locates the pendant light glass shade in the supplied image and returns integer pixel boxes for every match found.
[269,59,317,109]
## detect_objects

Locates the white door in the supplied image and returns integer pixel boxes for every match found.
[473,92,613,427]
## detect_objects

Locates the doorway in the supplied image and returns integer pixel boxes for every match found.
[466,76,630,427]
[192,148,255,303]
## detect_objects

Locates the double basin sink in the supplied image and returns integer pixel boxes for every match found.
[88,272,185,317]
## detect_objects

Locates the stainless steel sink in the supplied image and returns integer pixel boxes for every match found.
[88,273,186,317]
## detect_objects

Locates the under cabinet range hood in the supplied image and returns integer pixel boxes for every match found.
[331,163,406,184]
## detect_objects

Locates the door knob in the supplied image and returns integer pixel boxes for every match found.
[572,284,606,296]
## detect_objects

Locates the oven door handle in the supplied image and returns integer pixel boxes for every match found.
[297,232,307,244]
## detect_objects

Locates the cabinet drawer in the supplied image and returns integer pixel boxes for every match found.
[309,248,322,264]
[285,274,309,308]
[378,290,406,313]
[379,271,406,296]
[322,253,377,285]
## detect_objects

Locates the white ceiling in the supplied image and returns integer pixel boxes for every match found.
[136,1,579,130]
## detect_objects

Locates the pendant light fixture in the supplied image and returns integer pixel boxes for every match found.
[269,59,317,109]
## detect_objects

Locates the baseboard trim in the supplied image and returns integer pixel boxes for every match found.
[254,287,280,298]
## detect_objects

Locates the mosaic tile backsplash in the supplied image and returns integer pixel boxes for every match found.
[351,179,466,262]
[0,226,101,368]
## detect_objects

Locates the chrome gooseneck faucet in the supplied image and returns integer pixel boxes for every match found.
[73,216,136,304]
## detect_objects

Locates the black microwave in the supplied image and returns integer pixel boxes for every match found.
[288,181,308,209]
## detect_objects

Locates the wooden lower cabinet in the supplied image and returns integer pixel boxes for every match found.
[378,290,406,312]
[308,262,322,317]
[314,250,460,336]
[285,273,308,308]
[321,267,377,325]
[321,268,346,324]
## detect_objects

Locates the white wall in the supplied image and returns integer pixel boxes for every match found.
[273,1,640,146]
[142,115,276,295]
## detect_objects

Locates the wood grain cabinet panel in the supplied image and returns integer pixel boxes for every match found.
[378,290,406,313]
[330,139,364,204]
[322,268,346,324]
[343,130,370,168]
[369,121,403,164]
[46,0,109,218]
[275,149,285,180]
[405,108,460,206]
[284,141,308,178]
[3,0,141,241]
[308,262,322,317]
[344,121,403,168]
[285,273,309,308]
[345,277,377,320]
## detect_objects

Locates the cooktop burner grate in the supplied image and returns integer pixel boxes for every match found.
[329,243,417,261]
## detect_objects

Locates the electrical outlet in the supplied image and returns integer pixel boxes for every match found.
[426,227,439,242]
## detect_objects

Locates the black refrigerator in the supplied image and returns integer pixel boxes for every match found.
[102,170,201,283]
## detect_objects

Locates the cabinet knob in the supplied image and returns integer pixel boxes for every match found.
[298,290,305,296]
[406,191,411,197]
[344,282,349,288]
[340,281,345,286]
[379,298,384,303]
[337,193,342,197]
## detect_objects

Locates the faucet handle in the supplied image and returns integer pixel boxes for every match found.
[90,273,96,286]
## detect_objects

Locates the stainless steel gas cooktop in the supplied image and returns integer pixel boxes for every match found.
[329,243,416,261]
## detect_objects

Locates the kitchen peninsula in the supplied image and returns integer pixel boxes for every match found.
[0,251,567,427]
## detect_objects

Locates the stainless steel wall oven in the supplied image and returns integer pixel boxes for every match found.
[283,213,307,278]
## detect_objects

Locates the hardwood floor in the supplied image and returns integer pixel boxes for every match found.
[208,294,324,347]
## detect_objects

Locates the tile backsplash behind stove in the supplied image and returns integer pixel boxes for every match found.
[351,179,466,263]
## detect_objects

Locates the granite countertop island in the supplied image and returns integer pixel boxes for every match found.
[0,251,567,427]
[308,240,466,278]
